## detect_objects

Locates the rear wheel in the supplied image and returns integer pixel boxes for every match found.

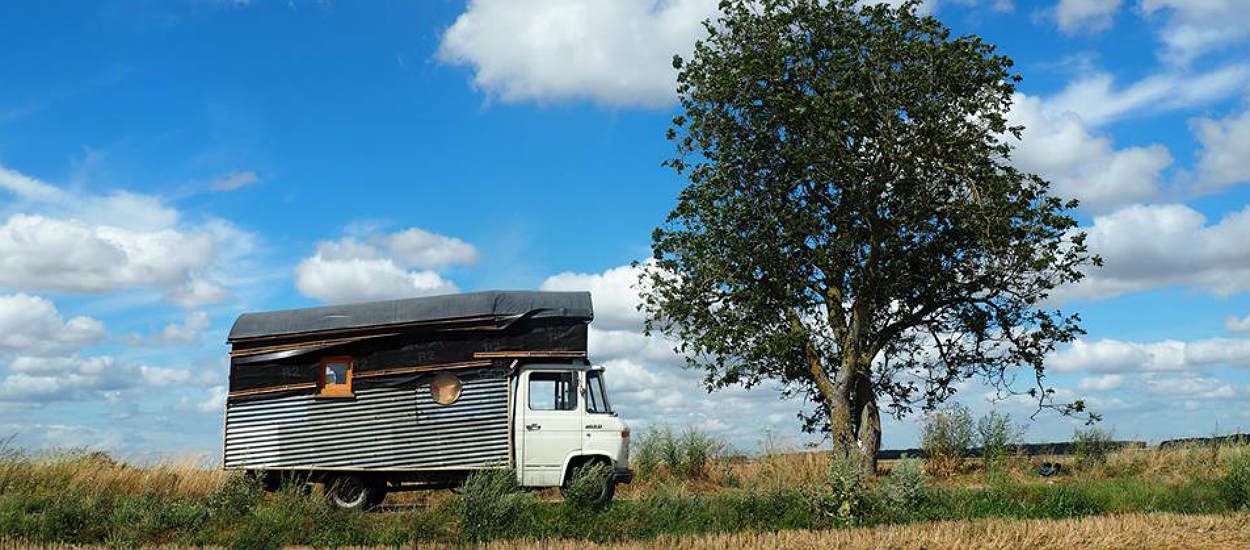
[325,475,385,511]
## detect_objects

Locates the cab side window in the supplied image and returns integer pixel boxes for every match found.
[528,372,577,411]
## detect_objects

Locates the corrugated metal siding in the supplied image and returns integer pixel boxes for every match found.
[224,377,510,469]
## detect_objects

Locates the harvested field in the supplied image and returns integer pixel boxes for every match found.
[3,513,1245,549]
[482,513,1250,550]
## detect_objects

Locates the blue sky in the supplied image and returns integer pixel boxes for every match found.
[0,0,1246,460]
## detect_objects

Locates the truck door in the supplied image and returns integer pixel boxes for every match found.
[518,370,583,487]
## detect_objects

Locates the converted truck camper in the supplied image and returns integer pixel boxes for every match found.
[223,290,632,509]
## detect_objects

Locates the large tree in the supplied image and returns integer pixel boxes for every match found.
[639,0,1098,474]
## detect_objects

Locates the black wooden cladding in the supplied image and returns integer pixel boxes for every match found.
[227,318,587,401]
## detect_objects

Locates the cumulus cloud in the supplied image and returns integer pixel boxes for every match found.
[1078,373,1125,391]
[0,294,106,357]
[1058,204,1250,300]
[210,170,259,192]
[1051,0,1122,34]
[1044,64,1250,127]
[0,163,247,306]
[1225,314,1250,333]
[383,228,479,269]
[1139,0,1250,65]
[1188,106,1250,193]
[0,355,129,404]
[1049,337,1250,373]
[1008,93,1171,211]
[541,264,646,331]
[295,228,475,304]
[0,214,217,293]
[124,311,211,346]
[438,0,717,107]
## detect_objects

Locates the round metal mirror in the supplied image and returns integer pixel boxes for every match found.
[430,372,463,405]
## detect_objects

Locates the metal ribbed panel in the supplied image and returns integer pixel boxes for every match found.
[224,377,510,469]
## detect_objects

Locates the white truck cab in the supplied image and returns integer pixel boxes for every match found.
[515,363,632,489]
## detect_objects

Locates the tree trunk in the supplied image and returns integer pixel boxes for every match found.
[826,360,881,477]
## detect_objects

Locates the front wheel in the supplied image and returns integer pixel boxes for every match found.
[325,475,385,511]
[560,462,616,507]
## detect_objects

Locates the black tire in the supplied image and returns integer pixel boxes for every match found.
[325,475,385,511]
[560,462,616,507]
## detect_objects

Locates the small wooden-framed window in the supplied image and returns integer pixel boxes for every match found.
[318,356,354,398]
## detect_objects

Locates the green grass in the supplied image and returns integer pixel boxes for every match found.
[0,443,1247,547]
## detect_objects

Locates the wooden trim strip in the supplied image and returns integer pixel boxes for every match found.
[229,334,396,357]
[353,360,494,379]
[228,382,317,398]
[227,316,501,345]
[473,350,587,359]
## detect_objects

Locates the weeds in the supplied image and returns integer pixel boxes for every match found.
[564,462,612,510]
[921,404,974,476]
[1073,427,1115,470]
[457,468,531,542]
[976,411,1021,470]
[877,457,928,520]
[632,426,729,481]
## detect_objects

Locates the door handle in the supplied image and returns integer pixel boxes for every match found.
[526,423,541,431]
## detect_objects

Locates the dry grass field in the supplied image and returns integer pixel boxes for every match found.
[3,512,1245,549]
[0,439,1246,548]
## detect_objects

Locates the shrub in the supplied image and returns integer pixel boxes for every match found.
[810,456,865,525]
[206,471,261,518]
[563,461,612,510]
[1073,427,1116,470]
[456,468,532,542]
[922,404,975,476]
[879,456,929,519]
[632,425,729,480]
[1219,446,1250,509]
[977,411,1021,471]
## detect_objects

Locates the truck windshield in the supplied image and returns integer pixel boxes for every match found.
[586,370,613,414]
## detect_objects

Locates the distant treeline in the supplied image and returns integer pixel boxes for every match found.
[877,434,1250,460]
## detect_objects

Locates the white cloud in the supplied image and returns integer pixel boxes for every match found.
[1051,0,1122,34]
[1050,337,1250,373]
[438,0,718,107]
[139,366,193,387]
[541,264,645,331]
[0,294,106,357]
[1078,373,1124,391]
[383,228,479,269]
[1188,106,1250,193]
[1225,314,1250,333]
[125,311,211,346]
[1045,64,1250,127]
[0,214,216,294]
[1059,204,1250,300]
[1139,0,1250,64]
[210,170,259,192]
[294,228,474,304]
[0,355,130,403]
[0,163,248,306]
[1008,93,1171,211]
[1144,373,1243,400]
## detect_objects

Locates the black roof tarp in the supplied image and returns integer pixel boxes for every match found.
[228,290,593,342]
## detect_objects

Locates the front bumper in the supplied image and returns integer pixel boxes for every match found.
[611,467,635,484]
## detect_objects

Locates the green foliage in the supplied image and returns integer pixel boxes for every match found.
[206,472,261,518]
[1073,427,1116,470]
[632,425,729,480]
[639,0,1096,468]
[1218,447,1250,509]
[563,461,612,510]
[877,457,929,520]
[810,456,866,525]
[922,404,975,476]
[456,468,532,543]
[977,410,1021,469]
